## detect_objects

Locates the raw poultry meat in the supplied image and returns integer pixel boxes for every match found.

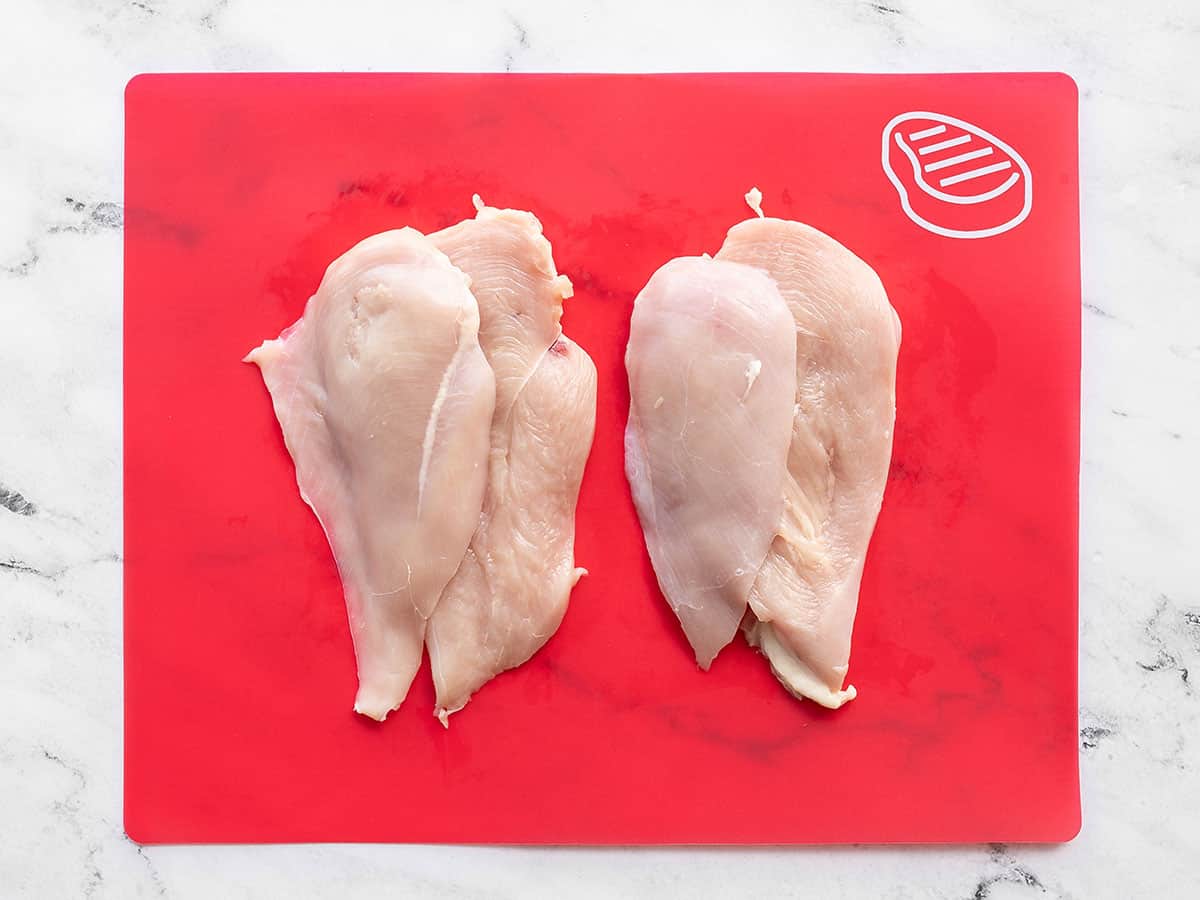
[717,214,901,708]
[425,200,597,723]
[245,228,495,721]
[625,256,797,667]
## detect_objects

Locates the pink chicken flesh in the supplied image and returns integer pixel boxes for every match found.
[245,228,495,721]
[717,217,901,708]
[425,203,597,723]
[625,256,797,667]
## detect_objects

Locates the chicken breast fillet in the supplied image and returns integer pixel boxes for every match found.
[625,256,797,667]
[717,217,901,708]
[245,228,495,721]
[425,203,597,723]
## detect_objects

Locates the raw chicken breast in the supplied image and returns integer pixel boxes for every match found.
[717,217,901,708]
[625,257,797,667]
[425,203,597,722]
[245,228,495,721]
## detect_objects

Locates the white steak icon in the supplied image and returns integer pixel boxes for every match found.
[882,111,1032,239]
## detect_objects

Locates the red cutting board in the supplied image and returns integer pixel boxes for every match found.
[124,73,1080,844]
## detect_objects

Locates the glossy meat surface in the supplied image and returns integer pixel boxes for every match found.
[426,204,597,722]
[717,217,901,707]
[625,256,797,667]
[246,228,495,720]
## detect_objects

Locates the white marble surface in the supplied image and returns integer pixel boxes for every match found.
[1,0,1198,896]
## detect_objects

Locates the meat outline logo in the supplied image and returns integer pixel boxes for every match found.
[882,111,1033,239]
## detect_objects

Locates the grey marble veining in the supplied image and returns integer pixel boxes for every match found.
[1,0,1198,897]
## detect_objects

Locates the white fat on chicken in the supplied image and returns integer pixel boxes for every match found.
[625,256,797,667]
[425,202,597,724]
[717,216,901,708]
[245,228,495,721]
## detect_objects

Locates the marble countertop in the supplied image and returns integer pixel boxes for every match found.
[2,0,1198,897]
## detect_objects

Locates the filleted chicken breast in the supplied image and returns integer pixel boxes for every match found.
[624,256,797,667]
[425,201,597,723]
[717,216,901,708]
[245,228,495,721]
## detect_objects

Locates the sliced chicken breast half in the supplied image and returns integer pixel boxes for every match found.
[625,256,797,667]
[425,203,597,723]
[245,228,495,721]
[717,217,901,708]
